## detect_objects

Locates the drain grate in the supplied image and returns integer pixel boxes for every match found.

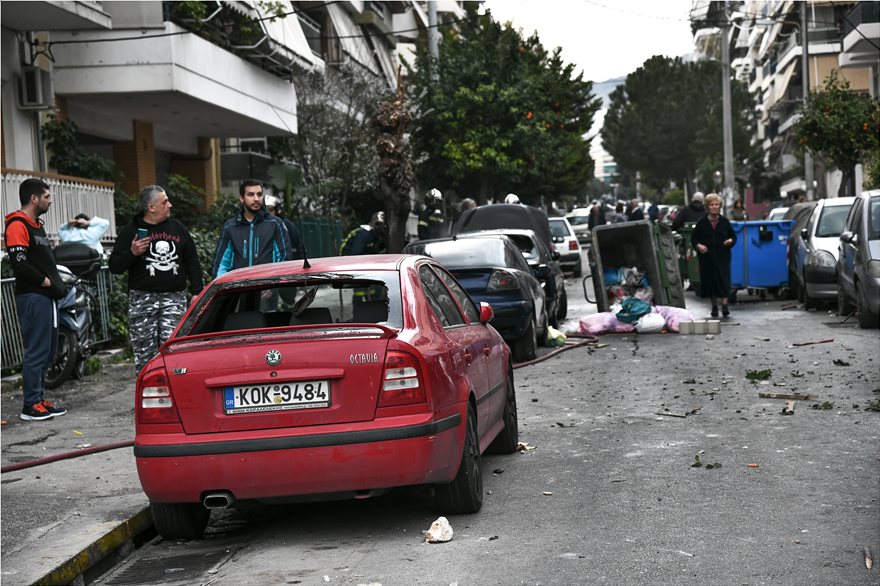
[102,548,231,585]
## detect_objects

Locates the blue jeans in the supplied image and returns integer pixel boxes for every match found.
[15,293,58,407]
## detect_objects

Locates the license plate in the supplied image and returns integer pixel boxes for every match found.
[224,380,330,414]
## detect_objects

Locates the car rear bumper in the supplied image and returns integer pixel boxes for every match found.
[490,300,534,340]
[136,412,462,503]
[558,252,582,268]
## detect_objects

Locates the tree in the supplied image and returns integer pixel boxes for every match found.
[601,56,754,193]
[406,4,600,204]
[373,74,415,253]
[267,64,389,224]
[795,71,880,197]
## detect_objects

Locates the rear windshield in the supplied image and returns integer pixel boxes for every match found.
[180,272,403,336]
[550,220,571,237]
[567,215,589,226]
[816,205,850,237]
[408,238,506,268]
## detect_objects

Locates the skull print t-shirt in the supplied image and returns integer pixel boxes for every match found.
[108,214,204,295]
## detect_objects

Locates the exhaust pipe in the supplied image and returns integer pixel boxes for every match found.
[202,491,235,509]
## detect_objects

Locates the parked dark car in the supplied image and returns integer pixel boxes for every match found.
[405,234,548,362]
[792,197,854,309]
[836,189,880,328]
[783,201,818,299]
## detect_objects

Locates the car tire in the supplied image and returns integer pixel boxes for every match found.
[788,270,799,300]
[837,285,855,316]
[803,276,818,311]
[151,502,210,540]
[487,365,518,455]
[436,405,483,514]
[536,310,549,348]
[556,288,568,322]
[512,317,537,363]
[857,283,880,329]
[45,329,79,390]
[573,264,582,278]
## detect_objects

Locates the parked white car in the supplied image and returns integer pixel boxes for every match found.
[549,217,582,277]
[767,207,789,221]
[565,209,591,244]
[792,197,855,310]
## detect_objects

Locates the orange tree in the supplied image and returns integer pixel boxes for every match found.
[795,71,880,196]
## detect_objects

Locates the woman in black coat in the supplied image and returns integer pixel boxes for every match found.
[691,193,737,317]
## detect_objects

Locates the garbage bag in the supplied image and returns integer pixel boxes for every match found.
[636,311,666,333]
[613,297,653,324]
[546,325,566,347]
[654,305,696,333]
[579,312,635,335]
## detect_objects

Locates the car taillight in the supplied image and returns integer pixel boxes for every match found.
[137,367,181,424]
[487,269,520,291]
[379,351,426,407]
[568,240,579,251]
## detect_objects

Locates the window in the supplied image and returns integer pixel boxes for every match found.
[815,205,851,238]
[419,265,465,327]
[433,266,480,324]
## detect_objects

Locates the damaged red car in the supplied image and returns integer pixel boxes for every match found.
[134,254,518,538]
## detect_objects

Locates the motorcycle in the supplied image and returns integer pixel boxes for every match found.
[46,243,101,389]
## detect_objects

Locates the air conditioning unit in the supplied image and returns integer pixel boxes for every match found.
[17,66,54,110]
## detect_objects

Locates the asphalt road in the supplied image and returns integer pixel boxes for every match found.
[94,267,880,586]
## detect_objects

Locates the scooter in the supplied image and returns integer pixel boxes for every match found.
[45,265,97,389]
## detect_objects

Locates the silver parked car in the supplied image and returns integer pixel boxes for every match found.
[792,197,855,310]
[836,190,880,328]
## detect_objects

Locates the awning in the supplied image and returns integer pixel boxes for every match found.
[368,32,399,89]
[327,3,378,74]
[772,60,798,106]
[222,0,319,73]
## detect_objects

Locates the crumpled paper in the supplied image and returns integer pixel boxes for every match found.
[424,516,453,543]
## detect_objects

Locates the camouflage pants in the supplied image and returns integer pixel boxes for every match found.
[129,290,187,374]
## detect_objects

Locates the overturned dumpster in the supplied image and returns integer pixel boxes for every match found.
[583,220,686,313]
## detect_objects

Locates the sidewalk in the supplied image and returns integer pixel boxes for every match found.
[1,354,151,585]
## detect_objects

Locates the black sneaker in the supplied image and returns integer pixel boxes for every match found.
[40,400,67,417]
[710,306,719,318]
[21,402,53,421]
[722,305,730,317]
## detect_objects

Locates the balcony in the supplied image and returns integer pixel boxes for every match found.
[841,2,880,67]
[0,1,111,31]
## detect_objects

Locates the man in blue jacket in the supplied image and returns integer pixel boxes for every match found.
[212,180,293,277]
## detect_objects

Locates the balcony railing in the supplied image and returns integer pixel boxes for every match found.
[844,3,880,34]
[1,169,116,245]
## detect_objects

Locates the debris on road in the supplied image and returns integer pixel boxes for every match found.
[424,517,453,543]
[789,338,834,347]
[832,359,851,366]
[811,402,835,410]
[516,442,536,452]
[781,401,795,416]
[492,468,504,475]
[656,412,687,418]
[865,547,874,570]
[759,392,816,401]
[746,369,772,381]
[781,303,799,310]
[542,491,553,496]
[746,463,760,468]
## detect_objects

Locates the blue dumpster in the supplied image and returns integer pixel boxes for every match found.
[730,220,793,299]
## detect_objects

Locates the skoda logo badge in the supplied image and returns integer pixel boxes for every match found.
[265,350,282,366]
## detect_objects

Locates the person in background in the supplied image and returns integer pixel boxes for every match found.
[4,178,68,421]
[58,213,110,255]
[648,199,660,222]
[588,200,606,231]
[212,179,293,277]
[265,194,304,260]
[627,199,644,221]
[340,211,386,255]
[418,189,446,240]
[452,198,477,231]
[611,203,627,224]
[672,192,706,231]
[691,193,737,318]
[109,185,204,374]
[729,198,748,221]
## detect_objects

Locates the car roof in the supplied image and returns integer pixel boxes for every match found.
[815,196,856,208]
[212,254,417,284]
[458,228,540,240]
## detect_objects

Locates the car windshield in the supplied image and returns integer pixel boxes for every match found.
[549,220,571,237]
[181,271,403,335]
[504,234,540,263]
[408,238,507,268]
[567,216,589,226]
[815,205,850,237]
[870,196,880,240]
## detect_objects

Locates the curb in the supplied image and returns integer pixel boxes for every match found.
[35,507,153,585]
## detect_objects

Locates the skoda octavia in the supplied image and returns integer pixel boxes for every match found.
[134,255,518,538]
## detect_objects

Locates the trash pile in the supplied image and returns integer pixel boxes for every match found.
[582,266,695,334]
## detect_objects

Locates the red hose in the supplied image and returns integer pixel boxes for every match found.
[1,439,134,473]
[512,332,599,369]
[4,333,599,471]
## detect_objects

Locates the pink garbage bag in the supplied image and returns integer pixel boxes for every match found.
[579,312,636,335]
[654,305,696,333]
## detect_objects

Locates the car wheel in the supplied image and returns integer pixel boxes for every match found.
[837,285,855,316]
[512,317,537,363]
[151,502,210,539]
[803,277,818,311]
[536,309,550,348]
[788,270,799,300]
[487,365,518,455]
[45,329,79,390]
[856,283,880,329]
[436,405,483,514]
[556,288,568,322]
[573,263,582,278]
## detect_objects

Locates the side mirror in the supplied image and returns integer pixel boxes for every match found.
[551,250,561,261]
[839,231,855,244]
[479,302,494,324]
[534,265,552,279]
[800,228,808,240]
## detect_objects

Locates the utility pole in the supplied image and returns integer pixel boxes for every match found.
[721,0,735,207]
[800,1,815,200]
[427,1,439,82]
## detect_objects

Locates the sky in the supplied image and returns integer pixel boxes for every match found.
[481,0,698,84]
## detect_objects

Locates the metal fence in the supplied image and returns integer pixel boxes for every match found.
[1,267,114,372]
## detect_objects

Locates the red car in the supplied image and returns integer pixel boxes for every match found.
[134,254,518,538]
